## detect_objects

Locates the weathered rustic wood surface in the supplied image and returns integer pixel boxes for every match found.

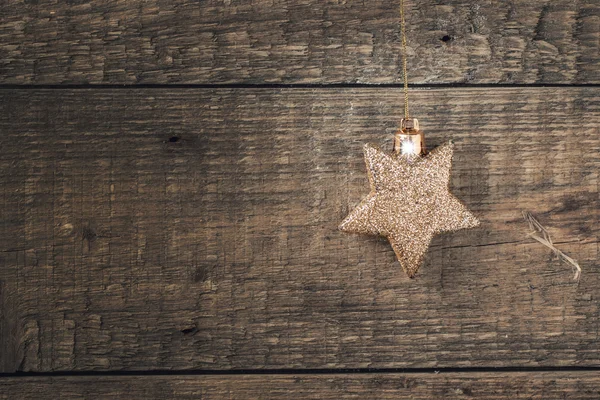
[1,0,598,84]
[0,87,598,372]
[2,372,600,399]
[1,0,599,395]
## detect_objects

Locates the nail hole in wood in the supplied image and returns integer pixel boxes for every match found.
[441,35,453,42]
[169,136,180,143]
[82,227,97,242]
[181,326,199,336]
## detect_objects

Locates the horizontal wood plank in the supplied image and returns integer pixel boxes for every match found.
[0,0,598,84]
[0,88,599,372]
[1,372,600,399]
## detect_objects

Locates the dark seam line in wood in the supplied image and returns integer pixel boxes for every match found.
[3,366,600,378]
[0,83,599,90]
[434,238,593,251]
[434,240,523,250]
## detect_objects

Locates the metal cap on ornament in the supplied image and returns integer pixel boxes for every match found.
[393,118,426,157]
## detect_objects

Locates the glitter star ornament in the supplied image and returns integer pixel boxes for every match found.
[339,119,479,277]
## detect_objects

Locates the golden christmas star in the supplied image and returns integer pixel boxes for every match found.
[340,141,479,277]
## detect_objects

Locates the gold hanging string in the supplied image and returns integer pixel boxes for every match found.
[395,0,425,155]
[400,0,409,120]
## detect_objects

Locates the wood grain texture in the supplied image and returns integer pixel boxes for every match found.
[0,0,598,84]
[0,88,598,372]
[2,372,600,399]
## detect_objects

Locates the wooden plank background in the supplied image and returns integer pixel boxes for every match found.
[1,372,600,399]
[0,0,599,397]
[0,0,598,84]
[0,88,598,373]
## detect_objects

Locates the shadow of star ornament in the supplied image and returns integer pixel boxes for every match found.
[339,141,479,278]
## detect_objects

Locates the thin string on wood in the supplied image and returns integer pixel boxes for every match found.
[523,211,581,281]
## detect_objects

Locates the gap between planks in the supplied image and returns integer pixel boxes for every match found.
[0,83,599,90]
[3,366,600,378]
